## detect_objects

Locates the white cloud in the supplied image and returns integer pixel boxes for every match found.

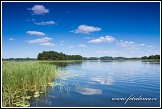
[40,42,56,46]
[28,5,49,15]
[118,40,135,47]
[35,21,57,25]
[70,25,101,34]
[9,38,15,40]
[78,44,86,47]
[60,43,64,46]
[67,46,74,48]
[141,44,145,46]
[88,36,115,43]
[26,31,45,36]
[27,37,52,44]
[118,40,146,47]
[116,40,141,53]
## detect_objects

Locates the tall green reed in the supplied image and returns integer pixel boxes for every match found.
[2,61,57,107]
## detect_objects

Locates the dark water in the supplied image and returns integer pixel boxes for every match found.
[30,61,160,107]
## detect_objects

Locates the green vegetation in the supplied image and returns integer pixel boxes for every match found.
[37,51,83,60]
[100,56,114,60]
[83,57,99,60]
[84,55,160,61]
[141,55,160,62]
[141,55,160,59]
[84,56,140,60]
[36,51,142,61]
[2,57,36,61]
[2,61,57,107]
[3,51,160,62]
[2,52,160,107]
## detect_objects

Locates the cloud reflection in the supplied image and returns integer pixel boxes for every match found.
[75,87,102,95]
[90,77,114,85]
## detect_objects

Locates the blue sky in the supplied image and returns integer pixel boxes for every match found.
[2,2,160,58]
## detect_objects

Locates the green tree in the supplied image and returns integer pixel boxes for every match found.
[37,51,83,60]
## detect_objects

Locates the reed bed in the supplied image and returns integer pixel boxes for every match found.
[2,61,57,107]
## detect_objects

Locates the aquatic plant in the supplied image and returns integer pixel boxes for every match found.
[2,61,57,107]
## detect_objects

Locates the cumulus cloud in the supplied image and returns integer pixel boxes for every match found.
[70,25,101,34]
[118,40,135,47]
[26,31,45,36]
[35,21,57,25]
[9,38,15,40]
[117,40,147,51]
[88,36,115,43]
[78,44,86,47]
[28,5,49,15]
[40,42,56,46]
[27,37,52,44]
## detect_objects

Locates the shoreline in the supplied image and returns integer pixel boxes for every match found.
[2,59,160,62]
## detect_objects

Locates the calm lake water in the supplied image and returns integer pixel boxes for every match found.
[30,61,160,107]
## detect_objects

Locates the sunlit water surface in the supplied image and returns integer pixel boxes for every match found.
[30,61,160,107]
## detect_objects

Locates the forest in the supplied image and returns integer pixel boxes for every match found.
[37,51,83,60]
[141,55,160,59]
[37,51,160,61]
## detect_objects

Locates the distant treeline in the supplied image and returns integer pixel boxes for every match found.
[84,56,141,60]
[37,51,160,60]
[37,51,83,60]
[2,58,36,61]
[85,55,160,60]
[3,51,160,61]
[141,55,160,59]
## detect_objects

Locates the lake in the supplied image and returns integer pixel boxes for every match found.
[30,61,160,107]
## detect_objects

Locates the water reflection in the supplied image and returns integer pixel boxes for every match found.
[75,87,102,95]
[29,87,51,106]
[32,61,160,107]
[41,61,83,68]
[141,61,160,64]
[90,77,114,85]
